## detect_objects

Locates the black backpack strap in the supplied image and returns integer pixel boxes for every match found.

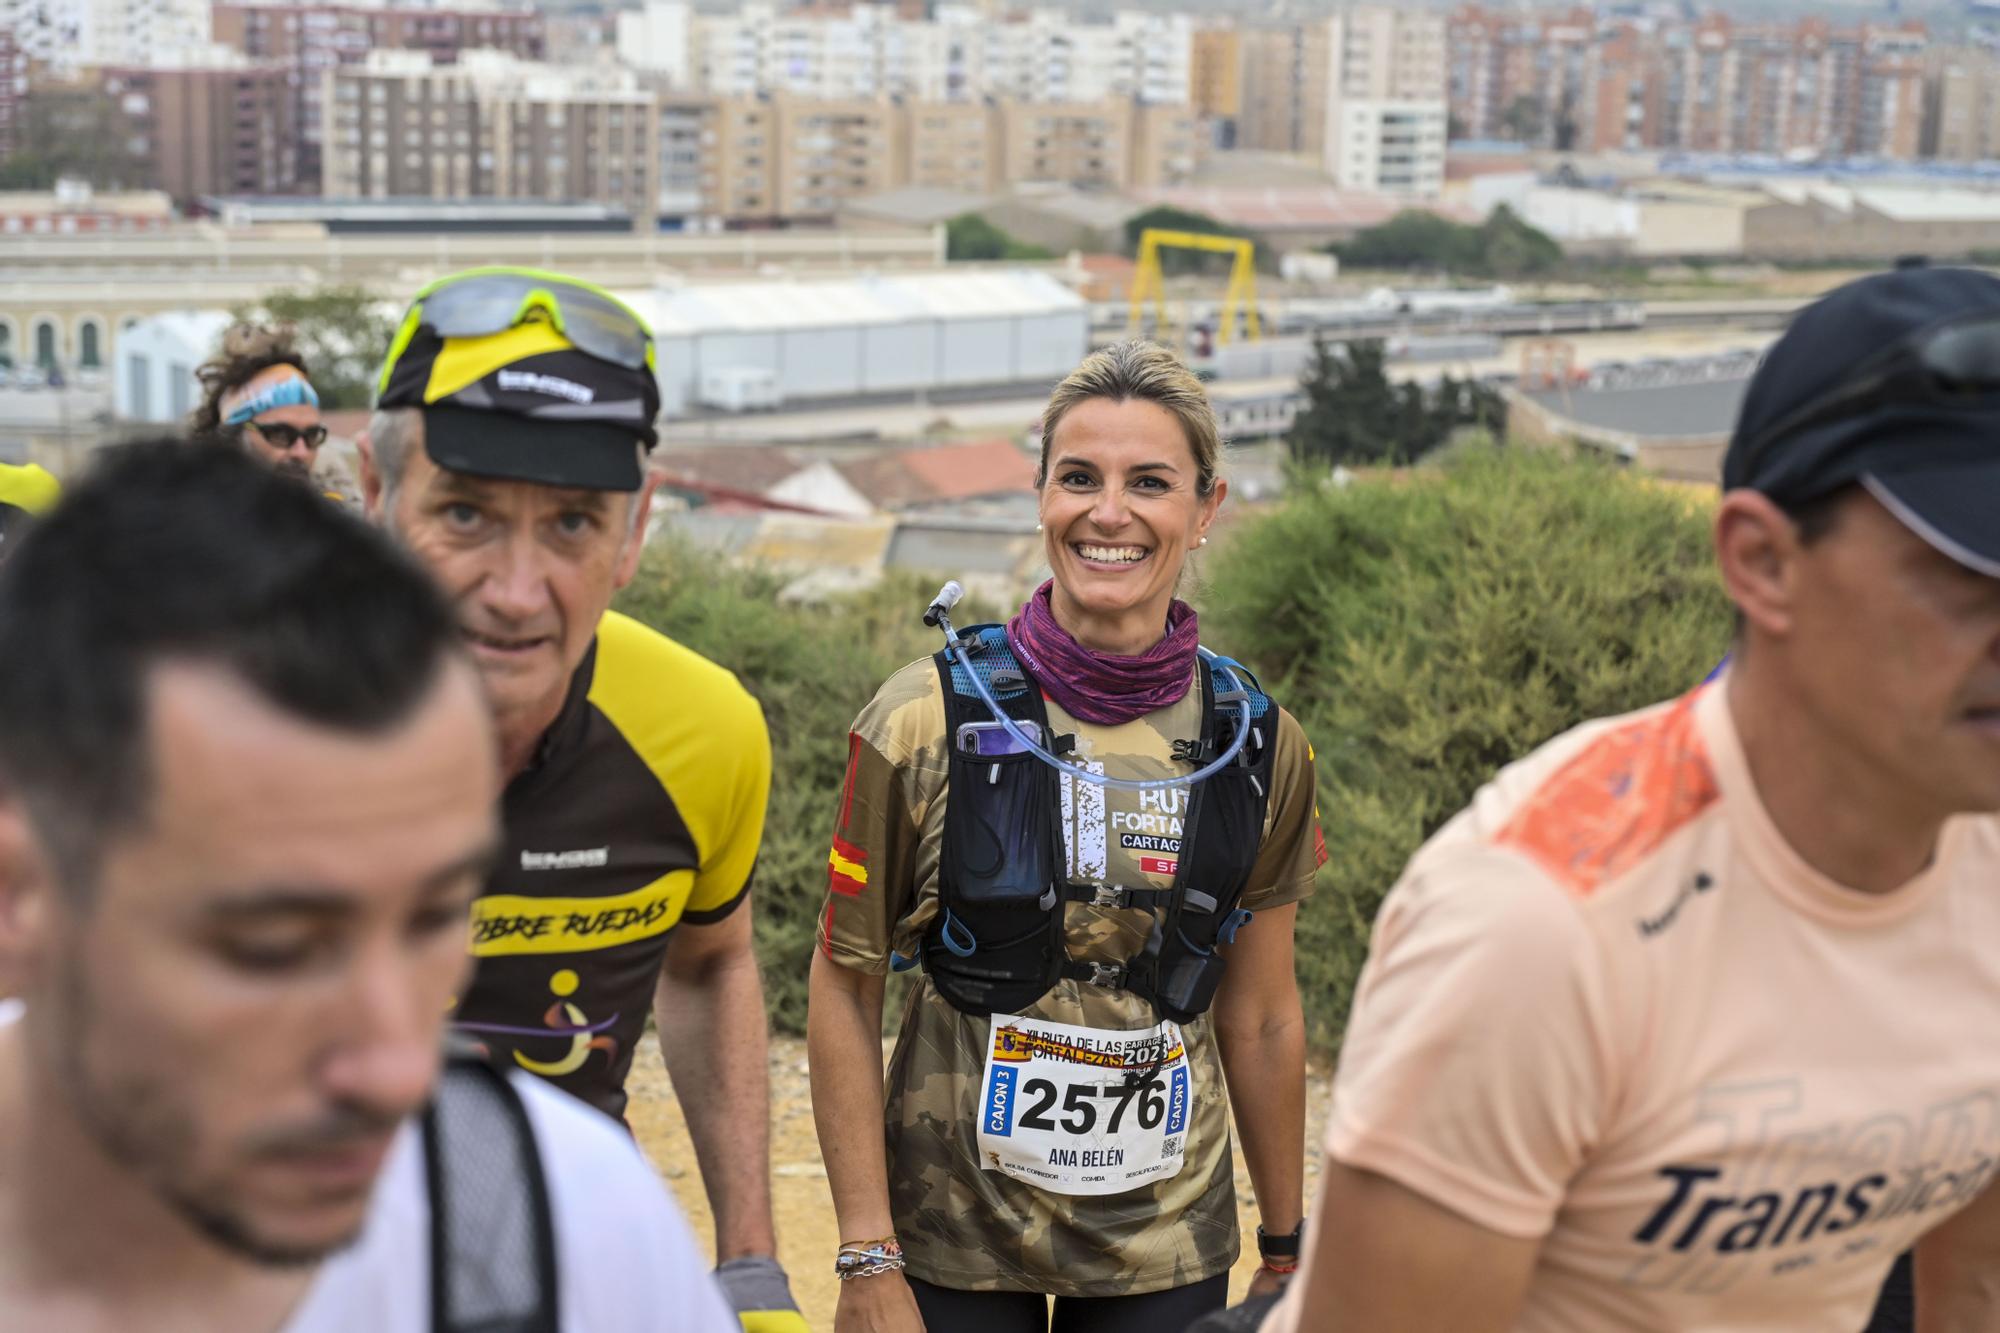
[424,1054,560,1333]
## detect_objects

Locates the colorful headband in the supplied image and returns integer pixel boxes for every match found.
[222,371,320,427]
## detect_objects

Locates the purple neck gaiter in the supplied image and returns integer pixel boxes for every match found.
[1003,580,1199,727]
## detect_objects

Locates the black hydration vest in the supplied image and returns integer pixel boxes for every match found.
[920,625,1276,1024]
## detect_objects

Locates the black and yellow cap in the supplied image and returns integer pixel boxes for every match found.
[0,462,60,548]
[376,268,662,493]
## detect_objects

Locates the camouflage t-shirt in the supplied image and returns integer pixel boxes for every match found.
[818,656,1326,1297]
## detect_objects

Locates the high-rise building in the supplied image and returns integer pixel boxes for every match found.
[682,5,1191,107]
[1189,25,1241,145]
[1926,47,2000,162]
[1449,5,1931,160]
[212,3,547,194]
[999,100,1135,190]
[2,0,210,72]
[322,52,655,215]
[617,1,694,85]
[98,62,301,200]
[1234,24,1328,156]
[906,100,1005,194]
[0,28,24,162]
[1325,7,1447,196]
[773,95,904,218]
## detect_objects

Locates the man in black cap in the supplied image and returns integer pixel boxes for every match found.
[359,268,804,1332]
[1254,264,2000,1331]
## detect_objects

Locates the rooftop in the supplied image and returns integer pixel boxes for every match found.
[839,186,992,227]
[1524,376,1749,441]
[836,437,1037,510]
[1124,187,1479,232]
[626,269,1084,336]
[653,444,808,495]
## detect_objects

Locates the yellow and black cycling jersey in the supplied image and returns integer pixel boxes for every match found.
[455,609,770,1121]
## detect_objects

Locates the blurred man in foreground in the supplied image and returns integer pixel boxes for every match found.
[1264,266,2000,1330]
[0,442,733,1331]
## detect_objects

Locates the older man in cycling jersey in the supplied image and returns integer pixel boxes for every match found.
[358,268,803,1332]
[1264,265,2000,1330]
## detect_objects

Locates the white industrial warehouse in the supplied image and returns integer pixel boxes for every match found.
[624,269,1090,417]
[109,268,1089,427]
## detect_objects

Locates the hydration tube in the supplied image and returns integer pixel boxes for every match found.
[925,580,1252,793]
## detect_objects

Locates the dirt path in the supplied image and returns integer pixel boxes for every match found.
[627,1034,1334,1330]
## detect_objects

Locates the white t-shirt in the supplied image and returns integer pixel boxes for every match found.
[285,1070,735,1332]
[0,1001,733,1331]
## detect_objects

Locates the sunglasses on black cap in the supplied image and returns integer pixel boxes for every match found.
[1738,312,2000,474]
[382,267,654,381]
[243,420,329,450]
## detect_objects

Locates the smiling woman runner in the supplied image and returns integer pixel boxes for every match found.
[807,340,1329,1333]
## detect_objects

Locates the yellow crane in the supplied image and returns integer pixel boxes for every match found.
[1127,228,1263,346]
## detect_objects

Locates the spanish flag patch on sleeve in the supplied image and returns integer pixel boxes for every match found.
[828,835,869,898]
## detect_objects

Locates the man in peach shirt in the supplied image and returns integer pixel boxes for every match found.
[1270,265,2000,1331]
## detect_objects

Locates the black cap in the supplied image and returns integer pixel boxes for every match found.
[376,318,660,493]
[1725,266,2000,577]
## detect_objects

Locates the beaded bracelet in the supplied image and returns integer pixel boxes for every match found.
[835,1235,907,1282]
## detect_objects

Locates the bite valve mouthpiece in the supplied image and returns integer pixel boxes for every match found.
[924,579,965,629]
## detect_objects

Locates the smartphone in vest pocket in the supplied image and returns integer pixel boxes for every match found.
[956,719,1044,758]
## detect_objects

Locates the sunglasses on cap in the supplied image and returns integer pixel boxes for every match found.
[1738,311,2000,471]
[244,420,329,450]
[384,267,654,376]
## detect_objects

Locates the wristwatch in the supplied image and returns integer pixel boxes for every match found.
[1257,1222,1305,1266]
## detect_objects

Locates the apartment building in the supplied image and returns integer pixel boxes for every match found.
[1189,26,1240,144]
[1129,102,1200,188]
[1326,7,1448,196]
[774,95,904,217]
[1926,48,2000,162]
[680,5,1191,107]
[1235,24,1327,156]
[213,3,546,193]
[0,27,23,162]
[704,97,779,219]
[98,62,300,200]
[322,52,655,216]
[906,100,1005,194]
[657,92,1194,226]
[1000,100,1135,190]
[618,1,694,83]
[1449,6,1930,160]
[1448,5,1594,145]
[2,0,209,72]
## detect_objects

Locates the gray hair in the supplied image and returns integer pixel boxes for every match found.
[367,407,420,501]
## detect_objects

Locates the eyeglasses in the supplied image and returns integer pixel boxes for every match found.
[383,268,654,378]
[1739,312,2000,469]
[244,421,329,451]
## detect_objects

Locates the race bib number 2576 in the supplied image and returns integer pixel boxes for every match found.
[975,1013,1191,1196]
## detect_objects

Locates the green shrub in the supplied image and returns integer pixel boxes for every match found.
[613,544,979,1032]
[1203,447,1732,1048]
[946,213,1056,262]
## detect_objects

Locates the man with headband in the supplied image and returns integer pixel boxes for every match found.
[1255,263,2000,1330]
[193,324,356,505]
